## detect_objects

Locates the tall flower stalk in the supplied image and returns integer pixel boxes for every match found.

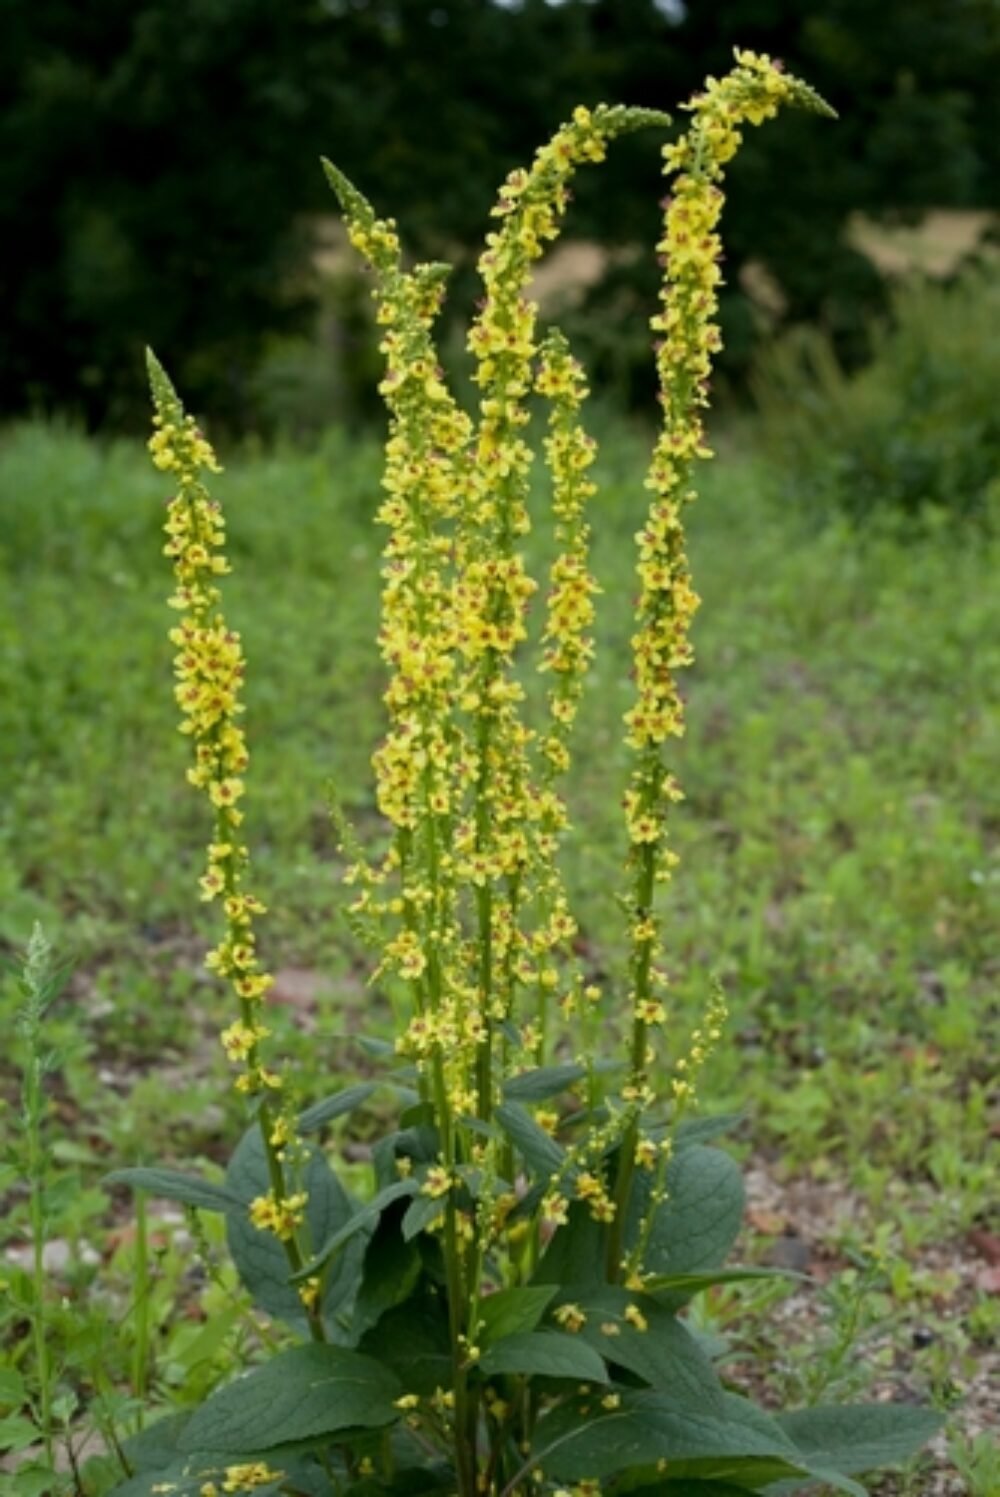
[607,49,833,1276]
[147,357,326,1335]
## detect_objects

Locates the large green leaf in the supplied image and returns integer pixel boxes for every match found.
[549,1288,724,1413]
[503,1064,586,1102]
[477,1286,557,1346]
[532,1388,813,1484]
[179,1344,401,1454]
[298,1083,377,1133]
[105,1167,240,1214]
[120,1412,190,1473]
[359,1288,452,1397]
[495,1102,565,1179]
[224,1126,359,1330]
[477,1330,608,1383]
[777,1402,943,1477]
[639,1145,744,1275]
[351,1203,423,1340]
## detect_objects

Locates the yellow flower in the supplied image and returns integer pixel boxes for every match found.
[422,1166,452,1199]
[221,1465,281,1494]
[624,1303,648,1333]
[554,1303,587,1333]
[248,1190,307,1242]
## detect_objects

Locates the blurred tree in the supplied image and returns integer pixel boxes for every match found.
[1,0,998,428]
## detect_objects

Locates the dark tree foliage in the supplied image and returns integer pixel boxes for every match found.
[2,0,998,428]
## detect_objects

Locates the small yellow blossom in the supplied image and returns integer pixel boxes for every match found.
[624,1303,649,1333]
[221,1464,282,1493]
[554,1303,587,1333]
[248,1191,307,1242]
[422,1166,452,1199]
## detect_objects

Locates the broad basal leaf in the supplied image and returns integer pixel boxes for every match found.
[549,1288,724,1413]
[532,1388,811,1483]
[777,1402,943,1476]
[179,1344,402,1454]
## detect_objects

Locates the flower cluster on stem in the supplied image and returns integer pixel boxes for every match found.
[147,353,324,1335]
[607,49,835,1277]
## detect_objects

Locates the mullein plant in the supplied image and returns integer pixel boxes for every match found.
[113,50,940,1497]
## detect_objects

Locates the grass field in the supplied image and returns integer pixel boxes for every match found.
[2,415,998,1489]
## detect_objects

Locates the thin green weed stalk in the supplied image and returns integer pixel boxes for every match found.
[17,925,60,1472]
[109,49,945,1497]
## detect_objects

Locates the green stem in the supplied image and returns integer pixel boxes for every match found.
[474,703,495,1122]
[430,1055,476,1497]
[606,840,656,1280]
[26,1054,53,1470]
[132,1191,150,1414]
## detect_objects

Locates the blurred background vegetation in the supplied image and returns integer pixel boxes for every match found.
[3,0,1000,434]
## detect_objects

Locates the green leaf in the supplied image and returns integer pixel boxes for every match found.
[224,1126,359,1329]
[532,1388,811,1484]
[179,1343,402,1453]
[0,1416,41,1452]
[495,1102,565,1180]
[673,1115,744,1150]
[121,1411,190,1473]
[298,1082,377,1133]
[477,1330,608,1383]
[105,1167,239,1214]
[550,1289,724,1413]
[108,1458,286,1497]
[477,1286,557,1346]
[359,1288,452,1396]
[644,1267,794,1302]
[777,1402,943,1476]
[351,1205,423,1340]
[0,1368,26,1406]
[13,1469,59,1497]
[503,1064,586,1102]
[295,1180,418,1280]
[639,1145,744,1275]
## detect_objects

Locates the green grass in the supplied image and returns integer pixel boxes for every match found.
[1,415,997,1229]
